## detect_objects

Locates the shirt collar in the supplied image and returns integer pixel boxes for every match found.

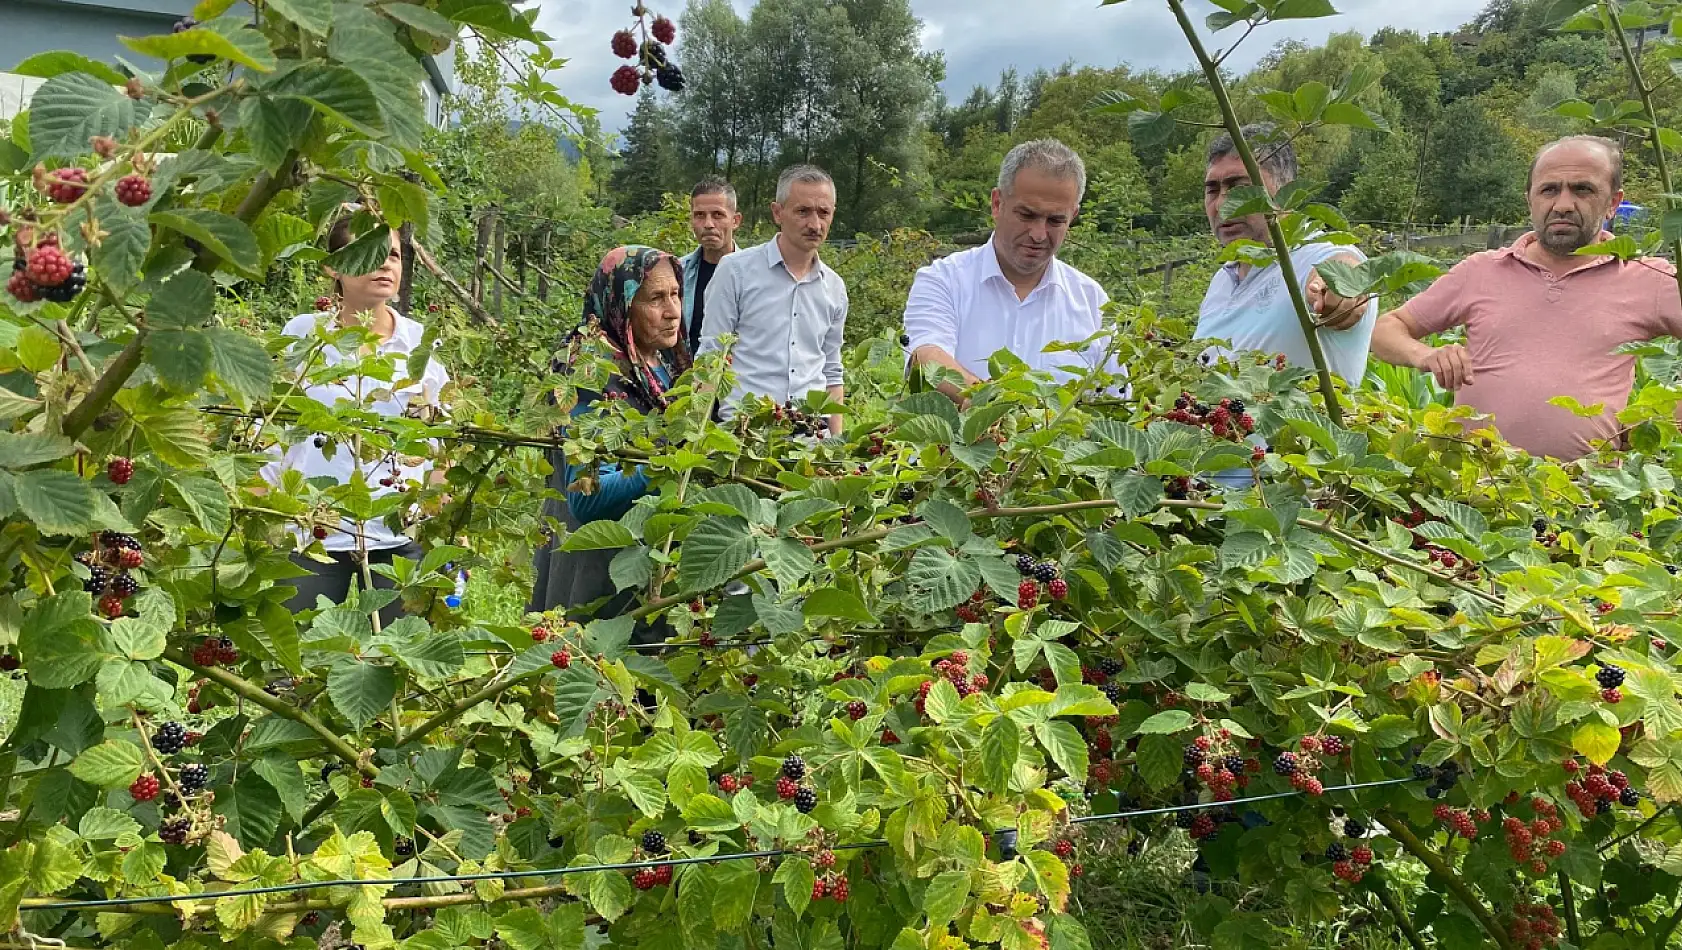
[1497,230,1622,274]
[982,235,1065,295]
[767,235,824,281]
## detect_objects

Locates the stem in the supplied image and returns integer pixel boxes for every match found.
[397,666,547,750]
[1377,813,1514,950]
[1164,0,1342,425]
[1653,896,1682,948]
[1604,0,1682,312]
[1557,869,1581,947]
[1600,802,1674,852]
[1371,874,1428,950]
[164,647,372,776]
[61,324,147,439]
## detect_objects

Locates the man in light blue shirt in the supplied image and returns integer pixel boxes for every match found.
[1196,124,1376,383]
[698,165,849,434]
[677,176,741,354]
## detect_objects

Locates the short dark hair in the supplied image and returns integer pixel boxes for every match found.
[691,176,737,210]
[1206,122,1299,188]
[327,214,357,253]
[1528,135,1623,194]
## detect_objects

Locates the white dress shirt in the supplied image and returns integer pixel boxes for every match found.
[260,311,450,552]
[902,237,1115,382]
[696,236,848,418]
[1196,242,1378,383]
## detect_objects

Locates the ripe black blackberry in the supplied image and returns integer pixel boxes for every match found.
[1620,787,1640,807]
[1015,555,1036,575]
[1596,665,1625,690]
[153,722,187,755]
[1324,842,1347,861]
[1100,683,1122,704]
[394,838,414,857]
[1343,820,1367,839]
[1425,785,1443,799]
[655,63,685,92]
[1596,798,1611,814]
[793,788,818,814]
[641,830,667,855]
[1174,811,1196,829]
[1412,763,1434,781]
[547,834,565,849]
[1273,752,1298,775]
[1126,838,1143,856]
[1227,400,1245,415]
[1032,561,1059,582]
[159,817,190,844]
[1434,762,1461,789]
[101,531,140,550]
[781,754,806,780]
[1183,744,1206,768]
[111,572,140,597]
[321,762,340,781]
[40,264,85,303]
[897,486,915,503]
[1222,754,1244,775]
[1099,658,1123,676]
[179,762,209,793]
[84,565,111,593]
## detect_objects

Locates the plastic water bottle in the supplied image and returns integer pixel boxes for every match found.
[445,566,467,609]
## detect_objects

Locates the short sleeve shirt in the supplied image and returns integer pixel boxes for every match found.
[1403,231,1682,460]
[1196,242,1378,383]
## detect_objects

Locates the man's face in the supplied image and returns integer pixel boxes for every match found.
[771,180,835,255]
[1205,153,1276,247]
[690,193,741,254]
[990,167,1081,279]
[1528,144,1622,256]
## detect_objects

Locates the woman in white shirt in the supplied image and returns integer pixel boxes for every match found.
[261,218,450,627]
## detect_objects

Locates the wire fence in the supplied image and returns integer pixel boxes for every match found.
[20,776,1421,913]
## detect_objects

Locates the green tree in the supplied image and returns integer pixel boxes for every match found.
[1425,96,1528,222]
[611,89,682,216]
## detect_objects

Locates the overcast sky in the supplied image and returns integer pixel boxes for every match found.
[530,0,1481,138]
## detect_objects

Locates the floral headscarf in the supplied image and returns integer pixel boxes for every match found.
[572,245,692,409]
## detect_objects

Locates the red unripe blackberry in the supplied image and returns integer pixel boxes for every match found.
[1563,759,1579,773]
[314,296,333,311]
[108,457,134,485]
[882,729,899,744]
[1321,736,1346,756]
[46,168,88,203]
[689,599,704,613]
[830,874,848,900]
[651,16,676,43]
[1048,578,1068,600]
[6,270,39,303]
[970,673,989,690]
[26,245,73,286]
[1602,687,1622,704]
[815,849,835,868]
[312,526,329,540]
[811,878,827,900]
[654,864,672,885]
[846,701,867,720]
[0,653,16,672]
[1052,839,1073,858]
[130,773,160,802]
[99,593,125,618]
[1351,845,1372,865]
[115,174,152,207]
[117,548,143,569]
[718,774,738,793]
[632,868,657,890]
[776,776,798,799]
[611,65,642,95]
[1609,770,1629,789]
[611,30,637,58]
[1017,580,1038,607]
[531,626,549,642]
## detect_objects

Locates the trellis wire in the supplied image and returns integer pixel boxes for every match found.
[22,776,1419,912]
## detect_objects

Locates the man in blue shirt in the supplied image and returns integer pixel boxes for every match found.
[677,176,741,354]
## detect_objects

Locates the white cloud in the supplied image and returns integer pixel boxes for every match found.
[527,0,1479,136]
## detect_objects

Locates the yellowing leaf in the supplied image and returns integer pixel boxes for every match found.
[1572,721,1621,765]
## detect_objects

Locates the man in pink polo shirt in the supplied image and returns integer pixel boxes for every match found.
[1371,135,1682,460]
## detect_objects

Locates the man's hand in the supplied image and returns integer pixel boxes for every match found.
[1305,267,1371,331]
[1416,343,1474,391]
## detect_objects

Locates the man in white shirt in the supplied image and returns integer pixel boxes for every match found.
[903,139,1114,404]
[697,165,848,434]
[1196,123,1375,382]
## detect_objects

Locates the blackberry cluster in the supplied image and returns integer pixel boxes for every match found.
[179,762,209,793]
[9,255,85,304]
[153,722,187,755]
[1424,761,1461,799]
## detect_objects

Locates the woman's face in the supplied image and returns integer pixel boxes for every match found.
[329,231,403,308]
[629,259,682,353]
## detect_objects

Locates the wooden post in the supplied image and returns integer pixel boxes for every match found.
[472,205,496,305]
[397,222,416,316]
[1162,259,1175,300]
[537,228,551,302]
[492,213,506,318]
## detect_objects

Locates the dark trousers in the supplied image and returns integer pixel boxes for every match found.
[286,541,424,629]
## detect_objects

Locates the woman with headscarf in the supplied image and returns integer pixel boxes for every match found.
[530,246,690,618]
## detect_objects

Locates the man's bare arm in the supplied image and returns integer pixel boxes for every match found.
[1372,307,1474,391]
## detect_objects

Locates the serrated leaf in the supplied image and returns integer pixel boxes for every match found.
[677,516,754,593]
[979,715,1020,792]
[29,72,141,160]
[923,870,969,925]
[1111,473,1164,519]
[267,0,333,33]
[1035,720,1088,782]
[1135,710,1195,734]
[1572,721,1621,766]
[69,740,144,787]
[907,547,981,612]
[803,588,878,624]
[711,861,759,931]
[15,469,94,535]
[1135,732,1181,789]
[150,208,262,277]
[919,499,972,545]
[205,327,274,402]
[328,658,397,732]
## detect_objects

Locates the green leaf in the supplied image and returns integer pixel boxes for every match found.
[214,771,283,848]
[613,766,669,818]
[0,432,71,469]
[383,3,457,37]
[979,715,1020,792]
[267,0,333,33]
[1135,733,1182,789]
[136,407,212,469]
[677,517,755,592]
[775,856,816,919]
[803,589,879,624]
[145,328,212,391]
[324,224,396,277]
[205,328,274,402]
[1110,473,1165,519]
[328,658,397,731]
[29,72,141,160]
[68,740,144,787]
[919,499,972,546]
[762,538,816,588]
[15,469,94,535]
[121,18,277,72]
[923,870,970,925]
[1271,0,1338,18]
[561,521,636,551]
[1135,710,1195,734]
[78,806,142,840]
[11,52,128,85]
[94,205,152,292]
[907,547,981,612]
[1572,721,1622,766]
[1035,720,1088,782]
[110,617,165,660]
[15,325,61,375]
[150,209,262,278]
[393,628,464,679]
[711,861,759,931]
[251,755,309,823]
